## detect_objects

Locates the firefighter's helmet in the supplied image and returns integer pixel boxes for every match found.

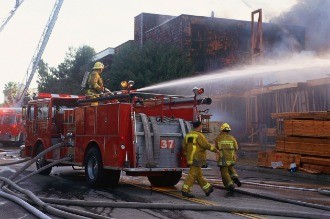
[92,62,104,70]
[220,123,231,131]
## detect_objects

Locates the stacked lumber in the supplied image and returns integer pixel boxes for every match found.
[258,151,300,169]
[258,111,330,174]
[283,120,330,138]
[276,136,330,157]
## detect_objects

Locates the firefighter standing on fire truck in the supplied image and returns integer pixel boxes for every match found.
[214,122,241,192]
[181,121,220,198]
[85,62,111,102]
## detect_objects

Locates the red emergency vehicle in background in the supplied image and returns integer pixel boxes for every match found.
[0,108,26,146]
[22,84,212,187]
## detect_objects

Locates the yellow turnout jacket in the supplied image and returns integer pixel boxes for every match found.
[183,130,216,167]
[214,132,238,166]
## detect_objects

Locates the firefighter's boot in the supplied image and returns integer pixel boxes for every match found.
[182,191,195,198]
[205,186,214,197]
[227,184,235,193]
[233,178,241,187]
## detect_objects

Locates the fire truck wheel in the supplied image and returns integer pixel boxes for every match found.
[85,147,106,187]
[147,171,182,186]
[36,145,52,175]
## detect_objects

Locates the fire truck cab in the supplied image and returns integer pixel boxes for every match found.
[0,108,26,146]
[23,88,212,187]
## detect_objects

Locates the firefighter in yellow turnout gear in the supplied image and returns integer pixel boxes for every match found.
[182,121,220,198]
[85,62,111,105]
[214,123,241,192]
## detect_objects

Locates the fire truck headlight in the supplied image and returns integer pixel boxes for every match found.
[120,144,125,150]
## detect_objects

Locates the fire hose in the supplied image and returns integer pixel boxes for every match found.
[6,142,65,183]
[318,188,330,196]
[0,142,329,219]
[233,187,330,212]
[212,179,330,211]
[0,190,51,219]
[0,142,106,219]
[2,186,110,219]
[14,156,71,184]
[20,197,330,219]
[3,186,328,219]
[0,177,89,219]
[0,158,30,166]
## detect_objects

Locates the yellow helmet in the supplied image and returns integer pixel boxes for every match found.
[92,62,104,70]
[220,123,231,131]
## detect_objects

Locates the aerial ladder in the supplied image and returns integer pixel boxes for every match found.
[0,0,25,33]
[15,0,64,106]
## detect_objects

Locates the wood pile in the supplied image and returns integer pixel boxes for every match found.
[258,151,300,169]
[258,111,330,174]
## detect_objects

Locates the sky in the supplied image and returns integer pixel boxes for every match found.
[0,0,297,103]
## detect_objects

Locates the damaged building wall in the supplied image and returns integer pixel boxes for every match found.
[135,13,305,72]
[134,13,175,46]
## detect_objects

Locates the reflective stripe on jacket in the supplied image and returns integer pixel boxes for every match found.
[214,132,238,166]
[183,130,216,167]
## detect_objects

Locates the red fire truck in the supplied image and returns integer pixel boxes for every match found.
[0,108,26,146]
[22,85,211,187]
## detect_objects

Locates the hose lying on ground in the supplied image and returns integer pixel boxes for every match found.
[0,190,51,219]
[2,142,328,219]
[4,184,329,219]
[14,156,72,184]
[232,187,330,211]
[0,176,89,219]
[51,204,112,219]
[0,158,30,166]
[3,186,111,219]
[208,177,330,211]
[0,142,102,218]
[5,142,64,184]
[318,188,330,196]
[0,142,113,219]
[32,198,330,219]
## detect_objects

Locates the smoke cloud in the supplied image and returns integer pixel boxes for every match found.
[274,0,330,53]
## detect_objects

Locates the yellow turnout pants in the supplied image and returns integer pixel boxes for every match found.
[220,165,238,188]
[182,166,212,194]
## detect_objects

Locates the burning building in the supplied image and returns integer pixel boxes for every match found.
[131,12,329,154]
[134,12,305,72]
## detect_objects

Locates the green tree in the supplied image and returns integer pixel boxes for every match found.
[3,82,18,107]
[37,45,95,94]
[106,41,194,90]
